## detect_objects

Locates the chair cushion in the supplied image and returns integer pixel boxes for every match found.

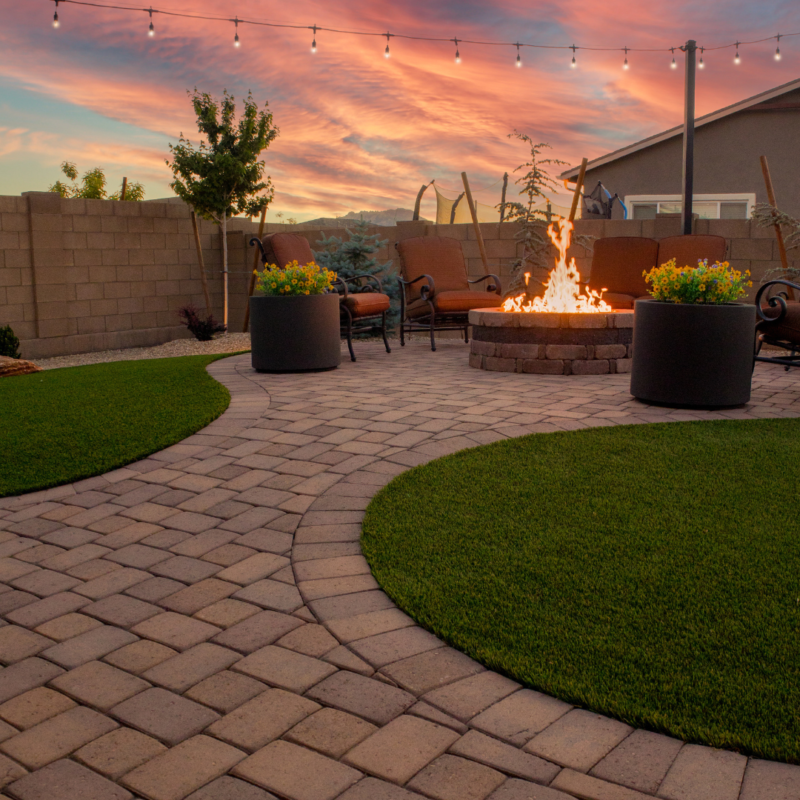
[407,290,502,318]
[343,293,391,318]
[588,237,659,299]
[657,235,727,269]
[760,299,800,343]
[396,237,470,301]
[261,233,316,268]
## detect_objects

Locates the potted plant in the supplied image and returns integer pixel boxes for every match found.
[250,260,341,372]
[630,259,755,407]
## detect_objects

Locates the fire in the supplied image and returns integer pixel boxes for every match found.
[501,220,611,313]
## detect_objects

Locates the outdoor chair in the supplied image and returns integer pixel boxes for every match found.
[755,279,800,369]
[395,236,502,350]
[586,234,728,309]
[251,232,391,362]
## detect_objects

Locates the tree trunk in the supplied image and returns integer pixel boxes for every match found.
[221,215,229,329]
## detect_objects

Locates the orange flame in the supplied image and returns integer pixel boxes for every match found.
[502,220,611,313]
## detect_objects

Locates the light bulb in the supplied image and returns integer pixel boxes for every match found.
[234,32,240,47]
[671,58,676,68]
[455,50,460,64]
[571,55,577,68]
[734,51,740,64]
[698,48,705,69]
[384,44,390,58]
[311,39,316,53]
[516,53,522,67]
[775,47,781,60]
[623,57,629,70]
[148,21,154,36]
[52,11,59,27]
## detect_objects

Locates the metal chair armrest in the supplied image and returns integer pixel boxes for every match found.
[468,274,502,295]
[341,274,384,294]
[249,237,267,266]
[398,273,436,301]
[755,279,800,326]
[333,276,348,300]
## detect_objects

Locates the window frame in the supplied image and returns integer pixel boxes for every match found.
[624,193,756,220]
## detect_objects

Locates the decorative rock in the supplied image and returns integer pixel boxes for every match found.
[0,356,41,378]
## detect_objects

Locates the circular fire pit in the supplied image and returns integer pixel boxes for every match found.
[468,309,633,375]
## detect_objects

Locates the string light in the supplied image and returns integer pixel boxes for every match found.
[38,1,800,71]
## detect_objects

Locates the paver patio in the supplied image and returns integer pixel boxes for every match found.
[1,341,800,800]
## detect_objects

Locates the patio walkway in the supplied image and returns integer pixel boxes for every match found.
[1,342,800,800]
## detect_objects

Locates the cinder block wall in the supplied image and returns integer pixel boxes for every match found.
[1,194,795,359]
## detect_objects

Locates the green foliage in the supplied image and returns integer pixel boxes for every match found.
[315,219,400,324]
[254,261,336,296]
[500,133,591,296]
[363,418,800,763]
[0,325,21,359]
[751,203,800,283]
[167,89,279,224]
[0,354,233,497]
[48,161,145,201]
[645,259,752,304]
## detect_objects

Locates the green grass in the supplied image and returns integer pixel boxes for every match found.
[362,420,800,763]
[1,354,235,497]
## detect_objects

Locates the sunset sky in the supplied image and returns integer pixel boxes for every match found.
[1,0,799,221]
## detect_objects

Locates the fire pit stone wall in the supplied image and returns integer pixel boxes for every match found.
[468,309,633,376]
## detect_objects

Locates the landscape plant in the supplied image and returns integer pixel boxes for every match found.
[49,161,145,200]
[315,218,400,324]
[644,260,751,303]
[752,203,800,283]
[0,325,21,359]
[254,261,336,296]
[177,304,227,341]
[167,89,279,327]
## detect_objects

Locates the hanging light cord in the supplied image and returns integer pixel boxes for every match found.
[45,0,800,56]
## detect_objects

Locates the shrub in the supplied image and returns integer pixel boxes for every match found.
[644,259,751,304]
[177,305,226,341]
[254,261,336,296]
[0,325,21,359]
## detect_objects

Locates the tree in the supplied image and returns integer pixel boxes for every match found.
[49,162,145,200]
[167,89,279,327]
[315,218,400,326]
[500,134,588,296]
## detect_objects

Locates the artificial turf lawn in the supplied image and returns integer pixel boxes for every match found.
[362,419,800,763]
[1,354,234,497]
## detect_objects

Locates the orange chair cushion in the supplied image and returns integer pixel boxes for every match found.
[407,290,502,318]
[343,293,391,318]
[760,300,800,343]
[396,237,470,301]
[657,235,727,269]
[261,233,316,268]
[588,237,659,299]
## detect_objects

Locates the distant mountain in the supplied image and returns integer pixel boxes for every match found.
[299,208,425,228]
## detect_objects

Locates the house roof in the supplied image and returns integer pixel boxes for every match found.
[559,77,800,181]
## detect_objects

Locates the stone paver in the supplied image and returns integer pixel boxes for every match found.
[2,345,798,800]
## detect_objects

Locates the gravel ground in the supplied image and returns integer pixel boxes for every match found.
[36,333,252,371]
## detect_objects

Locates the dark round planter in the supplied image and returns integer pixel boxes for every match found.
[250,293,341,373]
[630,299,756,408]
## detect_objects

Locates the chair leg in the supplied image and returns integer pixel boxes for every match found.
[464,324,469,344]
[381,313,391,353]
[429,308,436,352]
[343,310,356,362]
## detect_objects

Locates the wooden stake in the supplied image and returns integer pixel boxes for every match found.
[461,172,489,275]
[242,205,268,333]
[760,155,790,275]
[120,177,128,202]
[499,172,509,223]
[191,211,212,315]
[568,158,588,222]
[413,182,432,221]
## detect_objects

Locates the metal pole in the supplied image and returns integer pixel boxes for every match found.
[680,40,697,235]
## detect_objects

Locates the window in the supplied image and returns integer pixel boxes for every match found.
[626,194,754,220]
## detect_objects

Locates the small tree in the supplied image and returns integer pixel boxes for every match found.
[500,134,590,296]
[752,203,800,283]
[315,218,400,326]
[49,162,145,200]
[167,89,279,327]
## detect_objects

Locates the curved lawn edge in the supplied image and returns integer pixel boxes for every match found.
[1,352,247,498]
[362,418,800,764]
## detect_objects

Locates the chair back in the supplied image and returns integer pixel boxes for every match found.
[395,237,470,301]
[260,233,316,268]
[588,237,659,297]
[657,235,727,268]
